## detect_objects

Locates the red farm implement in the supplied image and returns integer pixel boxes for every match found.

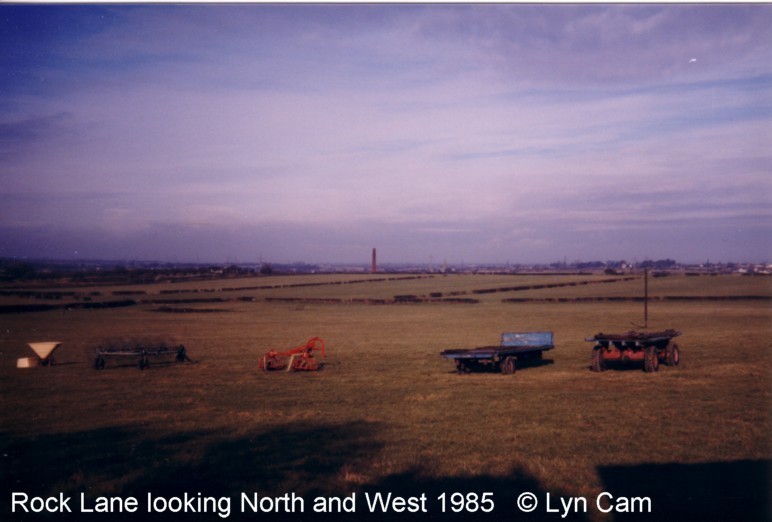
[588,329,681,373]
[258,337,326,372]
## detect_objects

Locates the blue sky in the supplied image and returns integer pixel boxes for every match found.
[1,4,771,265]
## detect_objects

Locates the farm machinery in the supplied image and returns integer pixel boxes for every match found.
[441,331,554,375]
[586,271,683,373]
[17,341,62,368]
[588,329,681,373]
[258,337,326,372]
[94,337,191,370]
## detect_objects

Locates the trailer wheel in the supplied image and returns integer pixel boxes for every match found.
[666,343,680,366]
[500,356,516,375]
[644,346,659,373]
[455,361,469,374]
[591,347,606,372]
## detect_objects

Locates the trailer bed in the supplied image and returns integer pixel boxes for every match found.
[94,339,190,370]
[588,329,680,345]
[587,329,681,373]
[441,331,554,375]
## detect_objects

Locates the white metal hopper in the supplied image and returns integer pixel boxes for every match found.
[27,342,62,361]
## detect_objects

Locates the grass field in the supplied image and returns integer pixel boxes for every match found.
[1,273,770,521]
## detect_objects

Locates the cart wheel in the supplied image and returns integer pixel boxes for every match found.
[455,361,468,374]
[94,357,105,370]
[644,346,659,373]
[139,357,149,370]
[500,356,516,375]
[666,343,680,366]
[591,347,606,372]
[176,346,187,363]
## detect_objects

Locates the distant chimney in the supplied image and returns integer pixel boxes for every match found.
[372,248,377,273]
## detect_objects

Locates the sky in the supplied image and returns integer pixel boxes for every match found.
[1,4,771,265]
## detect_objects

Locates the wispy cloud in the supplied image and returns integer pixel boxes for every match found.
[1,4,770,263]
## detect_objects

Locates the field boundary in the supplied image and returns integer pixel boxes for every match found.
[2,274,770,313]
[0,299,137,314]
[503,295,772,303]
[466,276,638,294]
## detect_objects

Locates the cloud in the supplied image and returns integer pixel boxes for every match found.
[1,5,770,263]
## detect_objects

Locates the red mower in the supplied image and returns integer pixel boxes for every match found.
[258,337,326,372]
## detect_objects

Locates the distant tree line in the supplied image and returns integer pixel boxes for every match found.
[0,259,265,284]
[547,259,679,271]
[0,261,75,282]
[638,259,677,269]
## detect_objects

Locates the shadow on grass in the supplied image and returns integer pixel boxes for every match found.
[590,362,646,373]
[1,422,579,521]
[444,358,556,376]
[518,358,555,370]
[589,361,683,373]
[598,460,771,521]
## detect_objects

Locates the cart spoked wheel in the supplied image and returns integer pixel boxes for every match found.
[666,343,680,366]
[591,346,606,372]
[500,356,516,375]
[644,346,659,373]
[94,357,105,370]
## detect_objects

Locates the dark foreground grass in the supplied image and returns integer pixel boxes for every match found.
[1,274,770,521]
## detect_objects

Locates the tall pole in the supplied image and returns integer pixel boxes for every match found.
[372,248,376,274]
[644,268,649,328]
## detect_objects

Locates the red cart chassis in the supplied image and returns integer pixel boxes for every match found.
[588,329,681,373]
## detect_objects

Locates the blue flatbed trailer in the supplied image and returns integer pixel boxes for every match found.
[441,331,554,375]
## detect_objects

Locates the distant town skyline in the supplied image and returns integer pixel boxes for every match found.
[1,5,771,265]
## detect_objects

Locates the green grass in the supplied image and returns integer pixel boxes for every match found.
[1,274,770,521]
